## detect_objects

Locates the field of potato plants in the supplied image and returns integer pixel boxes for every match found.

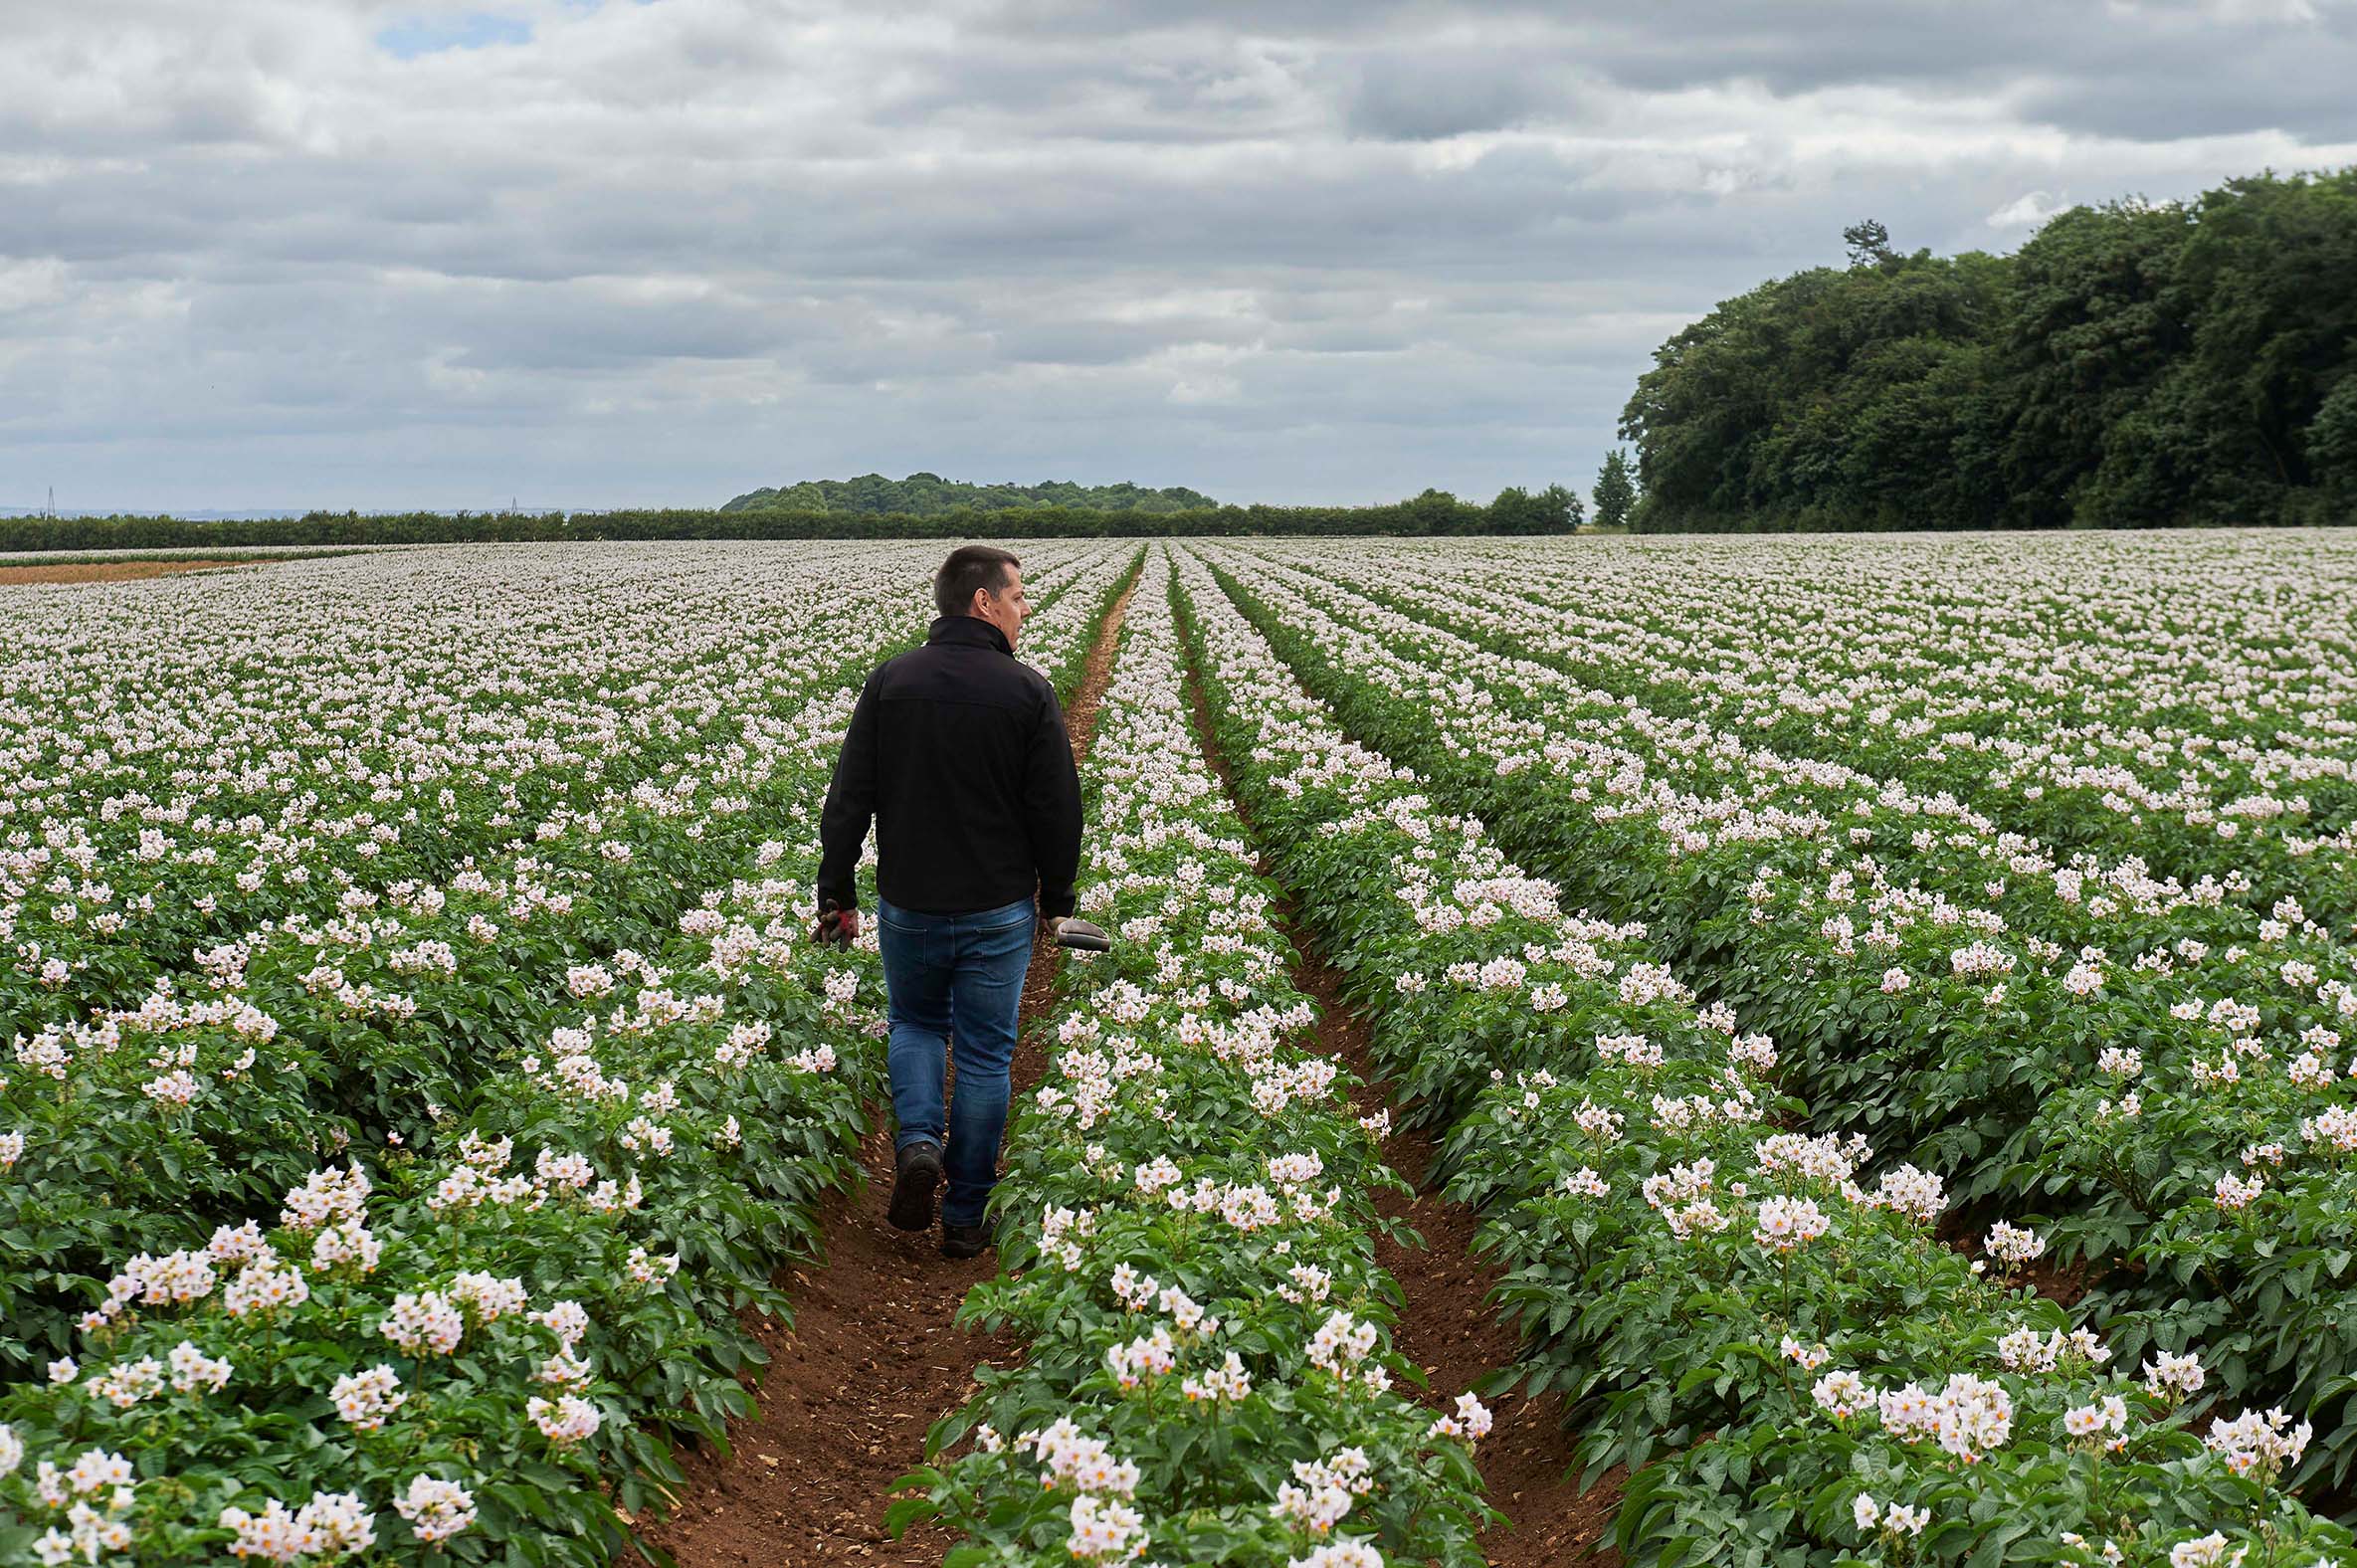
[5,530,2357,1568]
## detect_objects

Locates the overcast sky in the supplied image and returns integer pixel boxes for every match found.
[5,0,2356,513]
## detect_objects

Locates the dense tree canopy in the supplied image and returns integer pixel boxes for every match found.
[1620,168,2357,530]
[720,473,1219,515]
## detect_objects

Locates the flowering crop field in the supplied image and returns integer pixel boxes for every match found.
[0,541,1135,1565]
[1188,530,2357,1566]
[4,532,2356,1568]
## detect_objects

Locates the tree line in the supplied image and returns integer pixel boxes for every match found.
[1620,167,2357,531]
[0,488,1600,553]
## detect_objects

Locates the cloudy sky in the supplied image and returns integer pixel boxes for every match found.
[4,0,2355,513]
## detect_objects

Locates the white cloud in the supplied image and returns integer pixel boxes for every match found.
[1986,189,2066,228]
[0,0,2352,510]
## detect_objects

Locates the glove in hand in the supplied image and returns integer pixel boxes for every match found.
[811,901,857,947]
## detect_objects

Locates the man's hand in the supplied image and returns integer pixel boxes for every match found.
[811,901,859,947]
[1039,912,1067,943]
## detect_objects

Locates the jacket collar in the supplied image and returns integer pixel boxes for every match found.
[925,614,1012,655]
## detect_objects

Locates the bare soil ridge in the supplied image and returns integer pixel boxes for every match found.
[639,572,1137,1567]
[0,559,256,584]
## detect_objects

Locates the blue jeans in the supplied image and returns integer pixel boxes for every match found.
[877,893,1036,1228]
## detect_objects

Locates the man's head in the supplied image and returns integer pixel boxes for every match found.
[934,544,1027,651]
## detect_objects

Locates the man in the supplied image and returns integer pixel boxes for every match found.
[813,544,1083,1258]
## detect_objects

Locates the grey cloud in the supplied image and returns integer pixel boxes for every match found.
[0,0,2353,510]
[2011,64,2357,142]
[1319,33,1607,141]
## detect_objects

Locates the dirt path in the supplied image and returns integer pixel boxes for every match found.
[0,559,255,584]
[1180,633,1622,1568]
[1292,948,1622,1567]
[640,574,1137,1568]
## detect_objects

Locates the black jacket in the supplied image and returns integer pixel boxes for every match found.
[817,615,1082,919]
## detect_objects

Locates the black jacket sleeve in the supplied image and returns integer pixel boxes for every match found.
[816,673,880,915]
[1025,685,1084,919]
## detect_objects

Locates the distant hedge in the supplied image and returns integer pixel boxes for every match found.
[0,490,1585,552]
[720,473,1219,515]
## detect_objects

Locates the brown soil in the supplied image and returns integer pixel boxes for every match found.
[1937,1212,2092,1308]
[1181,642,1621,1566]
[1298,948,1624,1567]
[638,564,1138,1568]
[0,559,255,584]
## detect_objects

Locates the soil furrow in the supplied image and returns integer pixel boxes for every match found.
[640,575,1136,1567]
[0,558,258,584]
[1179,612,1622,1568]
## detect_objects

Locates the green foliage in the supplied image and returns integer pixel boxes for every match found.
[719,472,1220,516]
[1487,485,1583,534]
[1844,219,1894,269]
[0,544,1140,1565]
[2312,376,2357,506]
[1172,547,2355,1565]
[1620,168,2357,531]
[1592,450,1637,530]
[896,558,1500,1567]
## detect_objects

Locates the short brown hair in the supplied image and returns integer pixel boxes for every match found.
[934,544,1020,618]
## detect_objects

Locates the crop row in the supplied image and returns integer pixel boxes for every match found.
[0,544,1125,1376]
[2,544,952,1024]
[1175,542,2348,1564]
[3,552,932,1373]
[1307,540,2357,1420]
[0,544,1139,1566]
[894,547,1497,1567]
[1302,534,2357,915]
[1197,540,2357,1483]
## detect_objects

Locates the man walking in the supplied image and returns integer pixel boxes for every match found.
[813,545,1083,1258]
